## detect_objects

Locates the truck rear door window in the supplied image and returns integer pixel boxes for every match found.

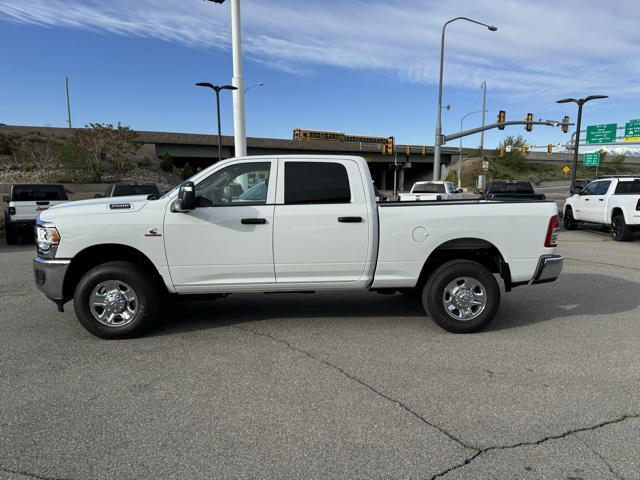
[614,180,640,194]
[284,162,351,204]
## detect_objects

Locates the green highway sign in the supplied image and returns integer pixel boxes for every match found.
[624,119,640,142]
[586,123,617,144]
[583,152,600,167]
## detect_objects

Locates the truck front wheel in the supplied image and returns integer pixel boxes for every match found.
[422,260,500,333]
[73,261,159,339]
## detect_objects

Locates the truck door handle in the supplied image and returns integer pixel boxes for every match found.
[241,218,267,225]
[338,216,363,223]
[584,198,590,201]
[598,198,604,202]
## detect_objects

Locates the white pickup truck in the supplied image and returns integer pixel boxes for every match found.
[564,176,640,241]
[399,181,462,202]
[33,155,563,339]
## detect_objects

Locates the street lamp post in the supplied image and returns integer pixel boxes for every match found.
[205,0,247,156]
[244,82,264,94]
[556,95,608,188]
[196,82,238,161]
[479,81,487,155]
[433,17,497,181]
[458,109,486,189]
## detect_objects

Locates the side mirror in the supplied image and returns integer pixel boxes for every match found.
[2,195,8,203]
[173,181,196,211]
[571,187,582,195]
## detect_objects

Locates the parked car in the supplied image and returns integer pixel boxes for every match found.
[399,181,462,201]
[482,180,546,201]
[33,155,562,339]
[3,184,69,244]
[564,176,640,241]
[96,183,160,198]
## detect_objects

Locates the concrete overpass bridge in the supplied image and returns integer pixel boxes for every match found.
[0,125,463,191]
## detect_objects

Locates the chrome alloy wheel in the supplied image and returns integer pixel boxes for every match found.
[89,280,139,327]
[442,277,487,321]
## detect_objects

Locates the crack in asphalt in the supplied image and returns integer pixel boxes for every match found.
[234,324,639,480]
[0,466,73,480]
[571,433,626,480]
[429,415,639,480]
[233,325,477,452]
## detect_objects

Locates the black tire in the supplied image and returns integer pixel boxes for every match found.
[73,261,159,339]
[563,207,578,230]
[422,260,500,333]
[612,214,634,242]
[5,223,18,245]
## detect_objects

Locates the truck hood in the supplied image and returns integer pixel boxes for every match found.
[39,195,153,221]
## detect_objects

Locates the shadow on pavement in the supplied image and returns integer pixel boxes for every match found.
[489,272,640,331]
[152,272,639,336]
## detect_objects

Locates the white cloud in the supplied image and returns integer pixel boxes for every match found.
[1,0,638,100]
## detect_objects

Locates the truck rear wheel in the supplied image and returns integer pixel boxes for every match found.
[5,223,18,245]
[612,215,634,242]
[73,261,159,339]
[422,260,500,333]
[563,207,578,230]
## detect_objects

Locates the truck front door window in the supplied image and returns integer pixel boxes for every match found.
[196,162,271,206]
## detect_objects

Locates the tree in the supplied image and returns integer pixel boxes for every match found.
[72,123,138,181]
[490,135,528,178]
[160,153,174,172]
[11,132,60,176]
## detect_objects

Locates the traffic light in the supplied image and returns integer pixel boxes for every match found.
[405,145,410,155]
[498,146,504,157]
[421,146,427,155]
[547,144,553,154]
[383,136,394,155]
[561,116,570,134]
[497,110,506,130]
[525,113,533,132]
[520,144,527,155]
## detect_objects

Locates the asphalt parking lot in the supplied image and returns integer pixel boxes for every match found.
[1,229,639,480]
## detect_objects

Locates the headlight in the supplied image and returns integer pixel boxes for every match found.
[36,225,61,253]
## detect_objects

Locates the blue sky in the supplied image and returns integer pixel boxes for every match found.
[0,0,639,150]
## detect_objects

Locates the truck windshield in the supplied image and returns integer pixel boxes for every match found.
[413,183,445,193]
[11,185,67,201]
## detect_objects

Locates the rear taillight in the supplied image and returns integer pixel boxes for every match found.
[636,199,640,211]
[8,207,15,215]
[545,215,560,247]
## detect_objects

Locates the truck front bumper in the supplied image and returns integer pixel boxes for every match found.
[33,257,70,306]
[531,254,564,284]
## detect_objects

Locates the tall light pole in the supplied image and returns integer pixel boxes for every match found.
[205,0,247,156]
[196,82,238,161]
[433,17,497,181]
[479,81,487,155]
[458,110,486,189]
[65,76,72,128]
[556,95,608,188]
